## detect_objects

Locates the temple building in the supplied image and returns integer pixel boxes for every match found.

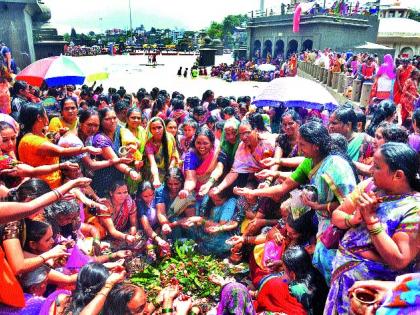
[377,1,420,58]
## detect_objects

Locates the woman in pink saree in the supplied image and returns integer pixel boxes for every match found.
[179,127,217,207]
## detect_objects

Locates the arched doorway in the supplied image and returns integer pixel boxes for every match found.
[263,40,273,59]
[253,40,261,58]
[287,39,298,57]
[274,40,284,59]
[400,46,414,58]
[302,39,313,51]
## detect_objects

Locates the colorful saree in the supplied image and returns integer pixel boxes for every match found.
[145,117,179,182]
[217,282,256,315]
[232,134,276,174]
[307,155,357,285]
[183,149,217,195]
[324,181,420,315]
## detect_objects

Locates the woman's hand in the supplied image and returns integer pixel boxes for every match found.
[69,177,92,189]
[255,169,276,181]
[173,295,193,315]
[44,244,70,260]
[152,178,162,189]
[225,235,243,246]
[114,250,132,259]
[206,225,222,234]
[134,160,144,170]
[273,232,284,245]
[105,269,126,286]
[85,146,102,155]
[350,208,363,226]
[356,192,380,224]
[260,157,278,168]
[113,157,133,165]
[198,182,212,197]
[265,259,282,272]
[60,161,79,172]
[129,170,141,181]
[233,186,254,198]
[156,237,169,248]
[125,234,136,244]
[178,189,189,199]
[162,223,172,234]
[301,193,320,210]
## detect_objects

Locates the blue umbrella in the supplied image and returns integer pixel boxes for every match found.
[252,76,339,111]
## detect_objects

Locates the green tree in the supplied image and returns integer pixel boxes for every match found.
[408,9,420,22]
[70,28,77,40]
[207,21,223,39]
[63,33,70,42]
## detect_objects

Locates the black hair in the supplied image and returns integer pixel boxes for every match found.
[215,121,225,131]
[193,105,205,117]
[148,117,170,173]
[98,107,115,132]
[206,115,217,124]
[171,97,184,111]
[126,107,141,120]
[201,90,214,104]
[114,100,130,114]
[282,246,328,315]
[330,133,360,183]
[108,180,128,196]
[11,80,28,97]
[150,87,159,100]
[366,100,396,137]
[183,119,198,131]
[413,109,420,129]
[281,109,302,125]
[286,210,316,244]
[15,178,51,202]
[199,187,233,219]
[66,263,110,315]
[355,110,367,131]
[151,96,166,118]
[333,106,358,132]
[102,284,139,315]
[382,124,408,143]
[379,142,420,191]
[165,167,184,185]
[138,180,154,197]
[18,102,46,149]
[249,112,267,132]
[299,121,331,158]
[111,93,121,105]
[223,106,235,117]
[136,88,146,102]
[187,96,200,109]
[44,199,80,235]
[191,127,215,151]
[23,219,51,252]
[79,108,99,124]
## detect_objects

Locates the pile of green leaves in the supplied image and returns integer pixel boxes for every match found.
[130,240,226,300]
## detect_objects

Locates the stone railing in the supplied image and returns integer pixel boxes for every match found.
[298,61,373,108]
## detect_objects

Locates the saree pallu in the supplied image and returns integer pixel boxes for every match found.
[324,245,409,315]
[195,149,217,196]
[217,282,256,315]
[309,155,357,285]
[232,136,276,174]
[91,127,124,197]
[324,194,420,315]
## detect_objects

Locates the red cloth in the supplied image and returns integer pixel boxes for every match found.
[254,277,306,315]
[394,65,414,105]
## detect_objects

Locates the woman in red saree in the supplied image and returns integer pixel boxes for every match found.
[394,59,414,105]
[400,69,419,123]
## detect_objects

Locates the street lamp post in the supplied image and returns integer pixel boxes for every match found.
[128,0,133,33]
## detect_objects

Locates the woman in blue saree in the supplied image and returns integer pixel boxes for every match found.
[326,142,420,314]
[234,121,357,284]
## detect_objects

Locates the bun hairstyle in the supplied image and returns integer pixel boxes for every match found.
[380,142,420,191]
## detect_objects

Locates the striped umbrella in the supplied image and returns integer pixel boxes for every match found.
[16,55,85,87]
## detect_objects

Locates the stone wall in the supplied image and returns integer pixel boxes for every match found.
[247,14,379,59]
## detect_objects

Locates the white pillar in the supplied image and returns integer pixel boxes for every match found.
[260,0,265,14]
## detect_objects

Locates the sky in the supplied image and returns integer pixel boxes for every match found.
[44,0,420,35]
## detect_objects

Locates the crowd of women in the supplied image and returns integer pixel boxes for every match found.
[0,59,418,314]
[302,50,420,125]
[209,54,298,82]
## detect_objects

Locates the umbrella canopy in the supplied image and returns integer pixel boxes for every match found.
[71,57,109,83]
[252,76,339,110]
[257,64,276,72]
[16,55,85,87]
